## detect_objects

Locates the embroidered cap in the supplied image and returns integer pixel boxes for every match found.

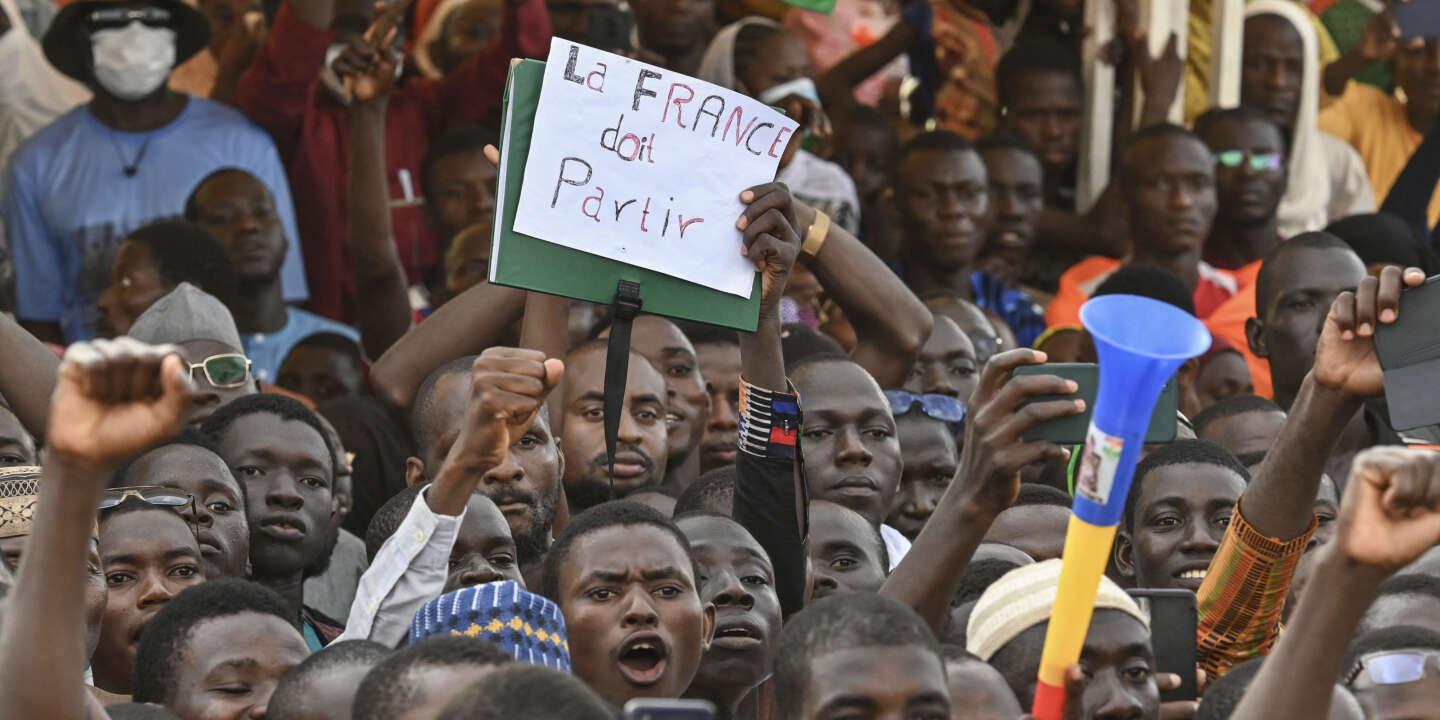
[410,581,571,672]
[0,466,42,540]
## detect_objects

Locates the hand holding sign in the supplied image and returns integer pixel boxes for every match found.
[736,182,801,314]
[514,40,799,299]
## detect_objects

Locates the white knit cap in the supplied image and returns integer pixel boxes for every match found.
[965,558,1149,661]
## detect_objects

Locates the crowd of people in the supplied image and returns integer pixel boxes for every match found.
[3,0,1440,717]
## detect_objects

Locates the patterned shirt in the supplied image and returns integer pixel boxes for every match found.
[972,270,1047,348]
[1195,499,1316,679]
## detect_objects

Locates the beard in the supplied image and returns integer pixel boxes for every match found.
[493,485,560,566]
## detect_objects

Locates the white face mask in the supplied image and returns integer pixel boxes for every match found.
[90,21,176,101]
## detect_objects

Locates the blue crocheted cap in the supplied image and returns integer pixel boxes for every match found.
[409,580,571,672]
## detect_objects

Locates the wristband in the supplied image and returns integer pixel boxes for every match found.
[738,376,802,460]
[801,210,831,258]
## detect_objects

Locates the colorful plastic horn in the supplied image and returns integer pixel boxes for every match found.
[1031,295,1211,720]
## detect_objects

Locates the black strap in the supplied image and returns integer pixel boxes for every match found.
[604,280,643,500]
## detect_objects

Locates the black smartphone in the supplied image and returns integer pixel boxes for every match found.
[1374,274,1440,430]
[622,699,717,720]
[586,7,635,53]
[1128,588,1198,702]
[1012,363,1179,445]
[1394,1,1440,40]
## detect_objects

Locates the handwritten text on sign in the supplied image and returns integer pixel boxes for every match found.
[514,40,798,298]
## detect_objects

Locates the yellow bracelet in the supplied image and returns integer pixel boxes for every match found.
[802,210,831,258]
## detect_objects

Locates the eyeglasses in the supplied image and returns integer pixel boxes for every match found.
[98,486,195,516]
[1213,150,1282,172]
[1347,650,1440,686]
[884,390,966,424]
[87,6,173,28]
[187,354,252,389]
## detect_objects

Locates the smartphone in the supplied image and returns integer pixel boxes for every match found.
[1375,274,1440,430]
[586,7,635,53]
[622,699,717,720]
[1013,363,1179,445]
[1128,589,1198,702]
[1394,1,1440,41]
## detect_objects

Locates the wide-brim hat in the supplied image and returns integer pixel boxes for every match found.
[43,0,210,84]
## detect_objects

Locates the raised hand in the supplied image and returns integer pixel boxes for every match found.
[953,349,1083,517]
[1335,446,1440,571]
[1313,265,1424,398]
[1358,7,1402,63]
[736,182,802,314]
[444,347,565,473]
[48,338,195,466]
[334,26,400,104]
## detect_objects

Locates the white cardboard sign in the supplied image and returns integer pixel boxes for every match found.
[513,39,798,298]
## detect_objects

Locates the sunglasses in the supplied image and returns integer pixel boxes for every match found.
[187,354,252,389]
[1348,651,1440,686]
[87,6,172,28]
[99,486,195,518]
[1213,150,1282,172]
[884,390,966,424]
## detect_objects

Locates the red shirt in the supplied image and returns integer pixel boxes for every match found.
[234,0,552,322]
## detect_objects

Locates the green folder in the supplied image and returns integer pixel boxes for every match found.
[488,58,763,332]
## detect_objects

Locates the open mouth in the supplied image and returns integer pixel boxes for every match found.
[617,635,669,685]
[1174,567,1208,589]
[665,411,683,428]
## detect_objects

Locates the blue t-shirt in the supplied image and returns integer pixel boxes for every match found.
[4,97,309,341]
[242,307,360,383]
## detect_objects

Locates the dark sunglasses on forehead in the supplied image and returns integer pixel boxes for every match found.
[98,486,196,518]
[187,354,252,389]
[884,390,966,424]
[1213,150,1282,172]
[1346,650,1440,686]
[87,6,173,29]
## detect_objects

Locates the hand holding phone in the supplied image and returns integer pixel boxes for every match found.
[1013,364,1179,445]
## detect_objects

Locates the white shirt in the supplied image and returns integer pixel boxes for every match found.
[881,523,911,571]
[336,488,464,647]
[777,149,862,236]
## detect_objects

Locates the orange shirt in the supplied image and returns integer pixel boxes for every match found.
[1045,257,1240,327]
[1202,261,1271,399]
[1319,82,1440,228]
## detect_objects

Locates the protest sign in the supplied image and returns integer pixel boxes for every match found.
[513,39,798,299]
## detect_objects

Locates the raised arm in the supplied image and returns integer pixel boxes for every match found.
[795,200,931,389]
[412,0,552,134]
[344,32,415,359]
[1230,447,1440,720]
[1241,266,1424,539]
[814,12,915,117]
[0,312,59,441]
[340,347,563,644]
[368,282,526,410]
[731,183,809,617]
[1323,8,1398,97]
[0,339,193,720]
[881,349,1081,632]
[232,0,335,150]
[1196,265,1425,678]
